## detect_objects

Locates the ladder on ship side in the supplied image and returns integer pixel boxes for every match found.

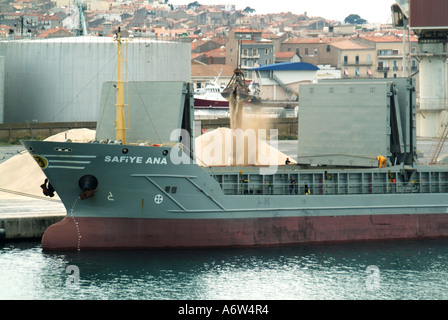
[428,111,448,164]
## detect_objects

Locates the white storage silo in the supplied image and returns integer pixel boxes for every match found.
[0,36,191,123]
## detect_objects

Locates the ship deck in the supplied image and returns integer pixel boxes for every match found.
[203,164,448,196]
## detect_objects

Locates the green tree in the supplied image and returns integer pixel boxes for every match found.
[187,1,201,10]
[243,7,256,14]
[344,14,367,24]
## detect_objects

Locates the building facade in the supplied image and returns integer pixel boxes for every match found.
[329,40,376,78]
[354,35,419,78]
[226,28,274,80]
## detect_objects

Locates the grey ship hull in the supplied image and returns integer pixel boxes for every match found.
[22,140,448,251]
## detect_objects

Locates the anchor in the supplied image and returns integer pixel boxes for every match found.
[40,179,55,197]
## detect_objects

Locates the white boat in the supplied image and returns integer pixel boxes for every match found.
[194,81,229,109]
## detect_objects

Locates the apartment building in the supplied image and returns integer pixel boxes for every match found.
[280,35,420,80]
[328,40,376,78]
[225,28,275,80]
[354,35,419,78]
[280,37,345,66]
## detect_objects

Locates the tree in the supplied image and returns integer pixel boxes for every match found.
[187,1,201,10]
[243,7,256,14]
[344,14,367,25]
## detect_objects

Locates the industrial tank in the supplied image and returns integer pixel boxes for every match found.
[0,36,191,123]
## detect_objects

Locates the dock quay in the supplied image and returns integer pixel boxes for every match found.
[0,198,66,241]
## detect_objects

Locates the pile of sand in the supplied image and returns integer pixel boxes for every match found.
[195,127,295,167]
[0,129,95,199]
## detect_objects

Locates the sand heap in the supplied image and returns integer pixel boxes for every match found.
[195,127,295,167]
[0,129,95,199]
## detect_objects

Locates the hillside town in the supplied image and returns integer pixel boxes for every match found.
[0,0,419,103]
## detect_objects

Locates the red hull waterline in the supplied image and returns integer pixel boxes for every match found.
[42,214,448,251]
[194,98,229,108]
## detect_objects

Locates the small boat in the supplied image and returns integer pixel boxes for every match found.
[193,81,229,109]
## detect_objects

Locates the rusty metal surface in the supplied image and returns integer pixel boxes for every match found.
[410,0,448,29]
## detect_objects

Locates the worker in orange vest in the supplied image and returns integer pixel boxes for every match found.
[377,156,386,168]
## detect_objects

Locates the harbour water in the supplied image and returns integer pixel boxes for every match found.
[2,238,448,301]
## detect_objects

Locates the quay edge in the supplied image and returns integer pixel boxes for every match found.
[0,214,65,241]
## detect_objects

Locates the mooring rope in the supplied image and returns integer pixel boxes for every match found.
[0,187,62,203]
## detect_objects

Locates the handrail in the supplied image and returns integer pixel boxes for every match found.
[216,179,448,196]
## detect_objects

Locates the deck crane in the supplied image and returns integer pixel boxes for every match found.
[220,39,252,130]
[221,68,252,130]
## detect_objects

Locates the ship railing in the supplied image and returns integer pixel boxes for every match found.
[217,180,448,196]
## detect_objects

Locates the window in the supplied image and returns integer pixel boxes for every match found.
[344,55,348,64]
[326,45,331,52]
[393,60,398,71]
[378,60,388,71]
[305,48,309,55]
[252,49,257,56]
[355,55,359,65]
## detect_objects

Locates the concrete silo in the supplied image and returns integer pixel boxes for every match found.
[0,36,191,123]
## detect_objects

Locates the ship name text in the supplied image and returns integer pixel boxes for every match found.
[104,155,167,165]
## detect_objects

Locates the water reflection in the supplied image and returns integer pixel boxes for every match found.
[2,239,448,300]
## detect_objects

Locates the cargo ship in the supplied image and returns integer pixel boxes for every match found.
[23,15,448,251]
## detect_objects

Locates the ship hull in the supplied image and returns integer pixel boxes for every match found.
[194,97,229,108]
[42,213,448,251]
[21,140,448,252]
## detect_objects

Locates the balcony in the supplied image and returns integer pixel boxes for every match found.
[241,54,260,59]
[377,50,401,58]
[343,61,373,66]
